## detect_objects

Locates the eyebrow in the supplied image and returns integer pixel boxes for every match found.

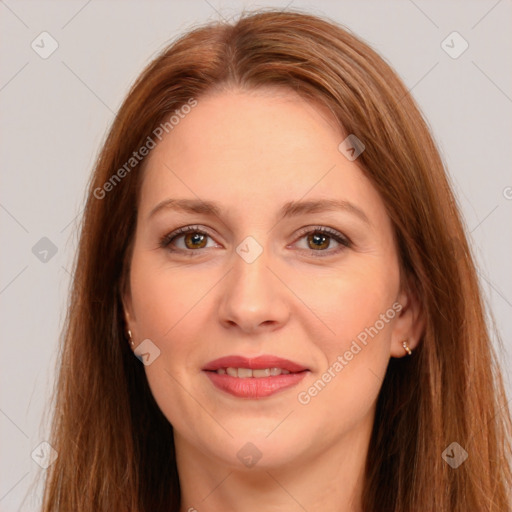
[148,198,370,225]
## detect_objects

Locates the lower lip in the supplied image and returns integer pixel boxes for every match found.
[204,370,308,398]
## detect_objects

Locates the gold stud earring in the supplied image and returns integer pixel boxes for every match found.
[402,340,412,356]
[127,329,134,348]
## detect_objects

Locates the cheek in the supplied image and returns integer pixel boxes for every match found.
[129,256,212,429]
[290,257,399,349]
[291,268,398,440]
[129,249,210,340]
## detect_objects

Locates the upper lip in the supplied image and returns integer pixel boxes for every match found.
[203,355,309,373]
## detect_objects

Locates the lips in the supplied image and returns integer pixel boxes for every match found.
[203,355,310,399]
[203,355,308,373]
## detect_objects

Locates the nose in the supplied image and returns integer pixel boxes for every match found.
[218,245,290,334]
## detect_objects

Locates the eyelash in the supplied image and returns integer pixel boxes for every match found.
[158,225,352,258]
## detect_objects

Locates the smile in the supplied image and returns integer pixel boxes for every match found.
[215,367,292,377]
[202,354,310,398]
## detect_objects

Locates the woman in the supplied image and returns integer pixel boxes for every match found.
[39,8,511,512]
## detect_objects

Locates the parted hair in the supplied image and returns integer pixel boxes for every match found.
[37,8,511,512]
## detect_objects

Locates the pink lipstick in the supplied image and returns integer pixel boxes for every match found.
[203,355,309,399]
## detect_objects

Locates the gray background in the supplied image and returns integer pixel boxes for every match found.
[1,0,511,509]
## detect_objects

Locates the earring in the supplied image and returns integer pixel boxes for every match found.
[402,340,412,356]
[127,329,134,348]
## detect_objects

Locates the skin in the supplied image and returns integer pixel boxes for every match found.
[123,87,424,512]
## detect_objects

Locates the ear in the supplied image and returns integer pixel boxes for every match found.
[122,293,134,327]
[390,282,425,358]
[119,268,136,333]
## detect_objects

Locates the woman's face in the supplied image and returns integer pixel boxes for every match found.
[124,87,421,470]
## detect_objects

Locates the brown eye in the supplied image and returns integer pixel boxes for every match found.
[183,232,208,249]
[159,226,217,253]
[306,232,331,250]
[293,226,351,257]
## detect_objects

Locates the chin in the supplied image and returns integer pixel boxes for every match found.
[204,429,305,470]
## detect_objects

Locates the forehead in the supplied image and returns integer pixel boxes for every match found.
[138,88,381,220]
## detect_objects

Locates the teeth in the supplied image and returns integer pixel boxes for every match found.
[226,367,238,377]
[237,368,252,378]
[252,368,270,378]
[216,367,293,377]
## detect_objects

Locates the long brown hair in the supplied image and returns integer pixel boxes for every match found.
[37,8,511,511]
